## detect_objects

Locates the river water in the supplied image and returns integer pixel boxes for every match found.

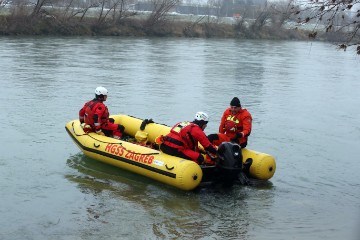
[0,36,359,240]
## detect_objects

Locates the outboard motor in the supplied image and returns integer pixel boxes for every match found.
[216,142,243,186]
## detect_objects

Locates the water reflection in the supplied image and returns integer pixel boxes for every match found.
[66,152,276,238]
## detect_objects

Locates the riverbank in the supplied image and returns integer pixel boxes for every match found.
[0,14,310,39]
[0,5,343,43]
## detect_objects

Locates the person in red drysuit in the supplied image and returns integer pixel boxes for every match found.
[79,86,124,139]
[208,97,252,148]
[159,112,217,165]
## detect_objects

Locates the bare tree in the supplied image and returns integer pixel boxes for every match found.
[97,0,107,23]
[268,1,294,28]
[112,0,137,24]
[251,9,272,30]
[183,14,205,36]
[31,0,52,17]
[290,0,360,54]
[95,0,137,24]
[143,0,180,31]
[0,0,7,8]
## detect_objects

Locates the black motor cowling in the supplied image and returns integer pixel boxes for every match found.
[216,142,243,186]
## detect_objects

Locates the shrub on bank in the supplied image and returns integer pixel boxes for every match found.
[1,15,313,40]
[0,6,314,40]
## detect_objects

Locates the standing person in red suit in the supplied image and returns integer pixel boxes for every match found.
[79,86,125,139]
[208,97,252,148]
[159,112,217,165]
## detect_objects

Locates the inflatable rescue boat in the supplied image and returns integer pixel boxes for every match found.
[65,115,276,191]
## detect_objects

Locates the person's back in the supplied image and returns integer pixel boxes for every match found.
[79,98,105,128]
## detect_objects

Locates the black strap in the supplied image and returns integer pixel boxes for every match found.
[163,136,184,146]
[140,118,154,130]
[187,132,196,150]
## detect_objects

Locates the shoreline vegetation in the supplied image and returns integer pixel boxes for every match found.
[0,3,350,45]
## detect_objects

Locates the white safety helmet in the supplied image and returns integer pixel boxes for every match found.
[95,86,108,96]
[195,112,209,122]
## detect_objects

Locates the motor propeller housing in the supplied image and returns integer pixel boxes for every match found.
[215,142,244,186]
[217,142,243,170]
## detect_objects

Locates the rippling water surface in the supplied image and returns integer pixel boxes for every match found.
[0,37,359,240]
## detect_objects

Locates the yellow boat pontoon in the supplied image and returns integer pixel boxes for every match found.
[65,115,276,191]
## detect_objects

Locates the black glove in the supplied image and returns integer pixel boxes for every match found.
[118,124,125,133]
[205,145,217,155]
[197,155,205,165]
[231,132,243,142]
